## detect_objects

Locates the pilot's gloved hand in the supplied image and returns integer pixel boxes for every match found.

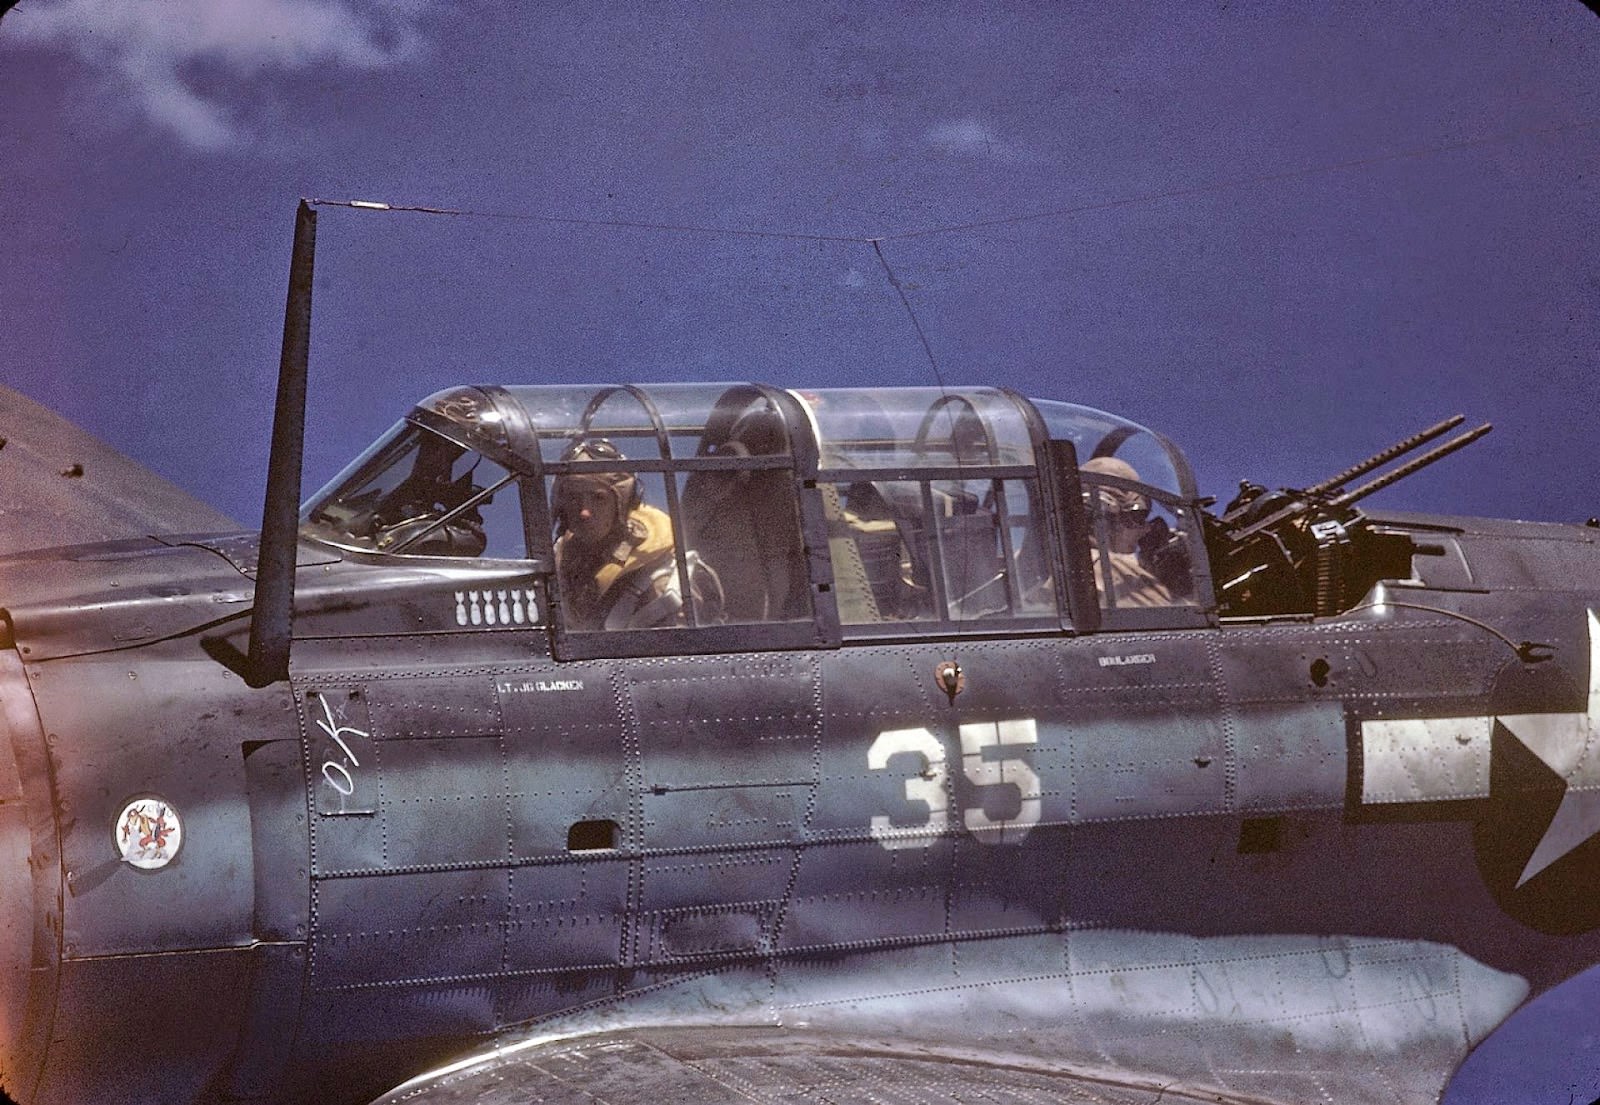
[1137,516,1192,597]
[1136,515,1171,563]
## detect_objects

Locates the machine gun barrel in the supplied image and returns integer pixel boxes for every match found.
[1330,422,1493,508]
[1302,414,1466,497]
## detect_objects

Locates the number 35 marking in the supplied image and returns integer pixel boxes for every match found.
[868,719,1042,850]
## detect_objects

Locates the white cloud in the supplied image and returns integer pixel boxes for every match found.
[5,0,433,149]
[923,117,1017,162]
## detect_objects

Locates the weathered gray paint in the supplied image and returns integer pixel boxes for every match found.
[2,391,1600,1104]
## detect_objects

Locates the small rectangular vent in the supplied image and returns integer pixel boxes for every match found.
[567,819,619,852]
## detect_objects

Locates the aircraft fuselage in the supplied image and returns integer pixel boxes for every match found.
[1,505,1598,1104]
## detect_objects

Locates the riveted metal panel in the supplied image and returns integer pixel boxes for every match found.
[0,649,49,1105]
[1215,619,1499,709]
[640,786,804,849]
[1055,634,1225,824]
[38,949,253,1105]
[290,630,549,676]
[494,970,619,1030]
[30,645,293,957]
[498,662,630,861]
[1346,630,1502,702]
[366,673,505,740]
[779,839,953,950]
[503,859,627,973]
[626,654,819,792]
[215,941,309,1100]
[302,685,377,816]
[4,542,252,661]
[1460,526,1600,592]
[307,673,515,876]
[899,641,1061,718]
[1233,701,1347,811]
[947,829,1069,934]
[243,738,311,941]
[310,789,389,874]
[643,900,780,962]
[821,647,940,724]
[638,847,794,917]
[380,737,510,867]
[298,981,498,1062]
[811,722,949,846]
[1058,632,1218,706]
[1053,711,1226,823]
[814,649,940,846]
[1359,715,1491,805]
[287,565,546,641]
[311,867,509,989]
[623,655,821,950]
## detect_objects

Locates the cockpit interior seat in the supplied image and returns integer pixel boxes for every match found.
[819,483,885,624]
[875,480,1007,620]
[682,405,808,623]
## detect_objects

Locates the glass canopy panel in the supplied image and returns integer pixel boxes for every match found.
[414,386,513,456]
[568,386,664,463]
[301,419,419,541]
[300,421,524,558]
[791,388,1036,472]
[1032,399,1190,499]
[487,383,808,633]
[497,383,790,464]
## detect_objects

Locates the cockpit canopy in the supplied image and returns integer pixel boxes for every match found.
[301,383,1208,641]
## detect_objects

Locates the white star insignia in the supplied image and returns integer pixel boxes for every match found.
[1360,608,1600,888]
[1497,608,1600,887]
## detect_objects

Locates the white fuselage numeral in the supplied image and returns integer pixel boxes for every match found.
[868,727,948,850]
[868,719,1041,850]
[960,719,1041,845]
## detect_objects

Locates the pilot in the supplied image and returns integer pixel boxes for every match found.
[1080,456,1178,608]
[552,438,723,630]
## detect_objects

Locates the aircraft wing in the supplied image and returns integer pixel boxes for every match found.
[373,1025,1251,1105]
[0,384,238,554]
[361,925,1525,1105]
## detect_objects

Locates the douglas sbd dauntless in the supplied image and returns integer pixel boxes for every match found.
[0,203,1598,1105]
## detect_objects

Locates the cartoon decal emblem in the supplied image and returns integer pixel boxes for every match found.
[115,797,182,870]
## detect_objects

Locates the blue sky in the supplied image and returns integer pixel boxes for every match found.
[2,3,1600,1100]
[4,3,1598,529]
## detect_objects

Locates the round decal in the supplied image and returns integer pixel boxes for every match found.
[115,797,182,870]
